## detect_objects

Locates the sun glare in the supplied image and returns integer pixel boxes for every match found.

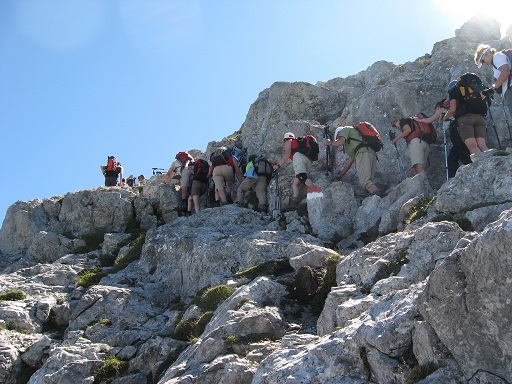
[432,0,511,36]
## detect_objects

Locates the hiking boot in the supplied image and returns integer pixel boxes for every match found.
[226,195,233,204]
[307,186,322,194]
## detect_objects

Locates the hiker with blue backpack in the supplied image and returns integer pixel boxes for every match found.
[235,154,276,213]
[325,123,382,196]
[208,146,243,206]
[273,132,322,208]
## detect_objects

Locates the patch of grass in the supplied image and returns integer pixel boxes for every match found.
[95,355,128,382]
[124,216,139,233]
[405,197,435,225]
[405,362,438,384]
[98,318,112,326]
[455,217,473,231]
[225,335,241,346]
[234,258,293,281]
[111,231,146,273]
[173,318,196,342]
[76,266,106,288]
[0,289,26,301]
[74,230,105,254]
[99,253,116,267]
[194,311,214,336]
[194,285,233,312]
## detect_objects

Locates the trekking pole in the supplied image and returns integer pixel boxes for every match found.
[388,130,405,181]
[502,98,512,145]
[272,171,281,218]
[440,119,449,181]
[486,97,502,149]
[323,124,333,178]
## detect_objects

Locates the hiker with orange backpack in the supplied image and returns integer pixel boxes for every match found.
[100,156,124,187]
[186,159,210,215]
[390,114,435,176]
[273,132,322,208]
[326,123,382,196]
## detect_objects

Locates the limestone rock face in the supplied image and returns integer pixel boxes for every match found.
[2,16,512,384]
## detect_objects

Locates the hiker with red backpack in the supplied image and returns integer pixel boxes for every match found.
[100,156,124,187]
[164,151,195,207]
[391,113,435,177]
[441,73,490,159]
[326,123,382,196]
[186,159,210,215]
[208,146,243,206]
[273,132,321,208]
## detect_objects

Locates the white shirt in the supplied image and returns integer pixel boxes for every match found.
[492,52,511,95]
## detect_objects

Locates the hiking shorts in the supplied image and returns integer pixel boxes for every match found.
[407,138,430,167]
[456,113,487,141]
[355,151,377,190]
[180,168,193,188]
[236,175,267,205]
[292,152,311,177]
[105,176,118,187]
[190,179,207,196]
[212,164,233,191]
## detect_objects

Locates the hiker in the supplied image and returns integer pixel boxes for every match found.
[208,147,243,206]
[235,154,275,213]
[390,116,432,176]
[325,126,381,196]
[126,175,136,187]
[164,151,195,207]
[273,132,321,208]
[100,156,123,187]
[474,44,512,119]
[187,159,209,215]
[413,93,471,178]
[441,73,490,157]
[137,175,146,185]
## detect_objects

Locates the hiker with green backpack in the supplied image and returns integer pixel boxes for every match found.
[273,132,322,208]
[390,113,436,177]
[235,154,276,213]
[326,123,383,196]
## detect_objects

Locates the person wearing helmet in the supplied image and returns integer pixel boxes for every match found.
[273,132,321,208]
[474,44,512,119]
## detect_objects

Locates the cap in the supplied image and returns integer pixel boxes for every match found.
[476,47,490,68]
[448,80,457,91]
[283,132,295,141]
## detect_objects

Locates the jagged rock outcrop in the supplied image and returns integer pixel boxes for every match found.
[1,15,512,384]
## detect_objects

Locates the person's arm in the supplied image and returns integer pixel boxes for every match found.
[233,159,243,183]
[326,135,346,147]
[335,158,354,179]
[494,64,511,90]
[391,124,412,144]
[100,165,106,175]
[413,108,443,124]
[118,166,124,185]
[273,141,292,171]
[442,99,457,121]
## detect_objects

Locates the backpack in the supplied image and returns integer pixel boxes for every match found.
[193,159,209,182]
[254,157,273,176]
[210,147,232,166]
[232,145,247,173]
[351,122,384,153]
[105,156,119,177]
[294,135,320,161]
[410,113,437,144]
[455,73,487,115]
[492,49,512,94]
[176,151,194,163]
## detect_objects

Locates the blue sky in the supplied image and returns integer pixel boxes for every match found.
[1,0,510,223]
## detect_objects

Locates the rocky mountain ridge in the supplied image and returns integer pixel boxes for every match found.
[1,16,512,384]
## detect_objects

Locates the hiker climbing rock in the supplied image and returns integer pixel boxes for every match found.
[326,124,382,196]
[273,132,321,208]
[100,156,123,187]
[208,146,242,206]
[164,151,195,207]
[187,159,210,215]
[391,113,436,176]
[235,154,276,213]
[442,72,490,159]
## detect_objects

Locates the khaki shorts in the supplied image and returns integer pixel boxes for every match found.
[456,113,487,141]
[190,179,207,196]
[407,138,430,167]
[212,164,233,191]
[354,151,377,190]
[292,152,311,176]
[180,168,193,188]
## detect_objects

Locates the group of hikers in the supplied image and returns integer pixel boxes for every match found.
[101,34,512,216]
